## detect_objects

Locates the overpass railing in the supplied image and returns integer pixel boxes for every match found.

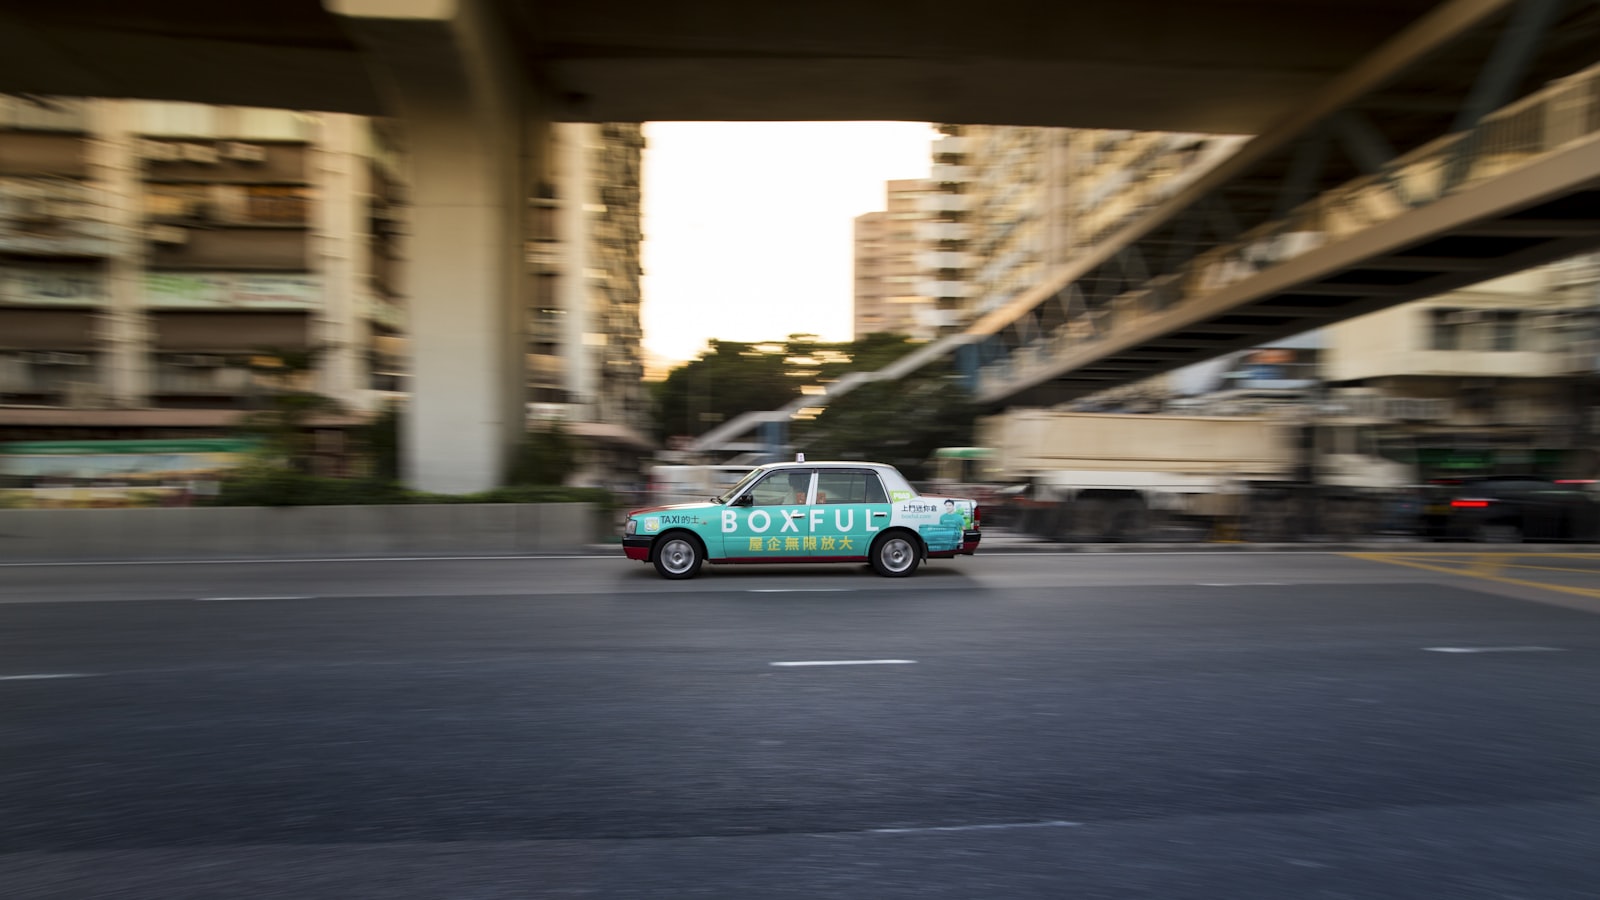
[977,61,1600,397]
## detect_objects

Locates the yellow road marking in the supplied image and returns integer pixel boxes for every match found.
[1357,553,1600,577]
[1347,552,1600,600]
[1483,561,1600,576]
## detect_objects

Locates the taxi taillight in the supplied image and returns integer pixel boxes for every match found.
[973,504,982,528]
[1451,499,1492,508]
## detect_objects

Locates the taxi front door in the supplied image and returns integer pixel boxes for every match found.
[722,469,815,560]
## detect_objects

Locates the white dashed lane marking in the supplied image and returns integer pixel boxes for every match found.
[1422,646,1566,653]
[194,596,318,602]
[868,820,1081,835]
[770,659,917,667]
[747,589,855,593]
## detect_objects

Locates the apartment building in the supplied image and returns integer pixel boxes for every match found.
[1,97,649,489]
[922,126,1244,329]
[1322,256,1600,478]
[0,96,402,448]
[528,122,650,480]
[851,178,935,339]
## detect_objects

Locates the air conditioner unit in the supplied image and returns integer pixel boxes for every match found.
[139,140,183,162]
[1385,397,1452,421]
[174,354,225,368]
[181,143,220,164]
[147,225,188,245]
[33,351,91,366]
[221,142,266,163]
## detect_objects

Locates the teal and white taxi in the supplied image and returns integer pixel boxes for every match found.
[622,460,982,579]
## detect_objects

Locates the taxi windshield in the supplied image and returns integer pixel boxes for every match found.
[713,466,769,504]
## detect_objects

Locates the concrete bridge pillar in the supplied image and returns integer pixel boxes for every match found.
[328,0,544,493]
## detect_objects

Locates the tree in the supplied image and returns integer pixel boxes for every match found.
[508,423,580,486]
[236,347,342,474]
[794,349,976,480]
[651,333,972,471]
[358,403,402,482]
[652,339,798,441]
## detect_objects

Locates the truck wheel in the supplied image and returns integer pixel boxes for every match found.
[870,531,921,577]
[1074,498,1108,541]
[1111,498,1149,541]
[1473,521,1522,544]
[653,532,705,579]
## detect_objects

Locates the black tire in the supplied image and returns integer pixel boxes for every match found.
[870,531,921,577]
[652,532,705,579]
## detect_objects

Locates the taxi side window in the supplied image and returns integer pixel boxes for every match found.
[749,471,810,506]
[816,471,888,504]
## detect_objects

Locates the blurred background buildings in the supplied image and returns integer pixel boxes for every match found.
[853,123,1600,483]
[0,98,647,481]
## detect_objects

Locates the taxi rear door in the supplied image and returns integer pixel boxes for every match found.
[810,468,889,560]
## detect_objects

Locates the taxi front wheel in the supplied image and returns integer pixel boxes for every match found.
[653,532,705,579]
[870,531,921,578]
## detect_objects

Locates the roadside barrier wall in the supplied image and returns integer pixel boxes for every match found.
[0,503,601,561]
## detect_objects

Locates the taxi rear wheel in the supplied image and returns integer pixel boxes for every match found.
[870,530,921,578]
[653,532,705,579]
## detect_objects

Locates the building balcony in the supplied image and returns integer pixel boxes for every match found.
[919,192,973,214]
[916,250,975,271]
[917,280,975,299]
[930,163,974,184]
[152,365,253,394]
[915,221,970,242]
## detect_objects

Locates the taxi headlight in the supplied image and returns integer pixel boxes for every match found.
[624,518,637,536]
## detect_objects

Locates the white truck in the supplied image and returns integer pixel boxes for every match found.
[961,409,1413,540]
[645,463,758,506]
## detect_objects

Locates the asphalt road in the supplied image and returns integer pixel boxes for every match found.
[3,552,1599,899]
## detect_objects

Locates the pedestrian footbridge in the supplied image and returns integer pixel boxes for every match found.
[971,60,1600,407]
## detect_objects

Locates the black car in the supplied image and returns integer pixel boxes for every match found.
[1420,475,1600,542]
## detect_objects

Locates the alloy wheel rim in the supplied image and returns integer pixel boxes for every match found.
[661,539,694,573]
[883,538,913,572]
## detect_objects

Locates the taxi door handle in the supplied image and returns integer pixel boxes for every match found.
[872,512,888,518]
[787,512,806,518]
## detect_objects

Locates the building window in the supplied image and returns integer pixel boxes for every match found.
[1490,311,1520,351]
[1428,308,1460,351]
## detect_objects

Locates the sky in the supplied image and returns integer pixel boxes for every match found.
[640,122,937,367]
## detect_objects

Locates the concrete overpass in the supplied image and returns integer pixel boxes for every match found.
[2,0,1597,489]
[0,0,1459,132]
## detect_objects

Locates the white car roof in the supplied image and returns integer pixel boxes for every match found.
[759,461,897,469]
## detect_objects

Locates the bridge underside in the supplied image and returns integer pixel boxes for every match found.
[982,182,1600,410]
[0,0,1492,132]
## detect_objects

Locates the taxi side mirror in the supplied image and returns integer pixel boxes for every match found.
[732,494,754,507]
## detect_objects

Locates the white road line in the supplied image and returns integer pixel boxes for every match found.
[0,555,604,568]
[1422,646,1566,653]
[868,820,1081,835]
[0,673,97,681]
[194,596,318,602]
[747,588,854,593]
[770,659,917,667]
[1196,582,1286,586]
